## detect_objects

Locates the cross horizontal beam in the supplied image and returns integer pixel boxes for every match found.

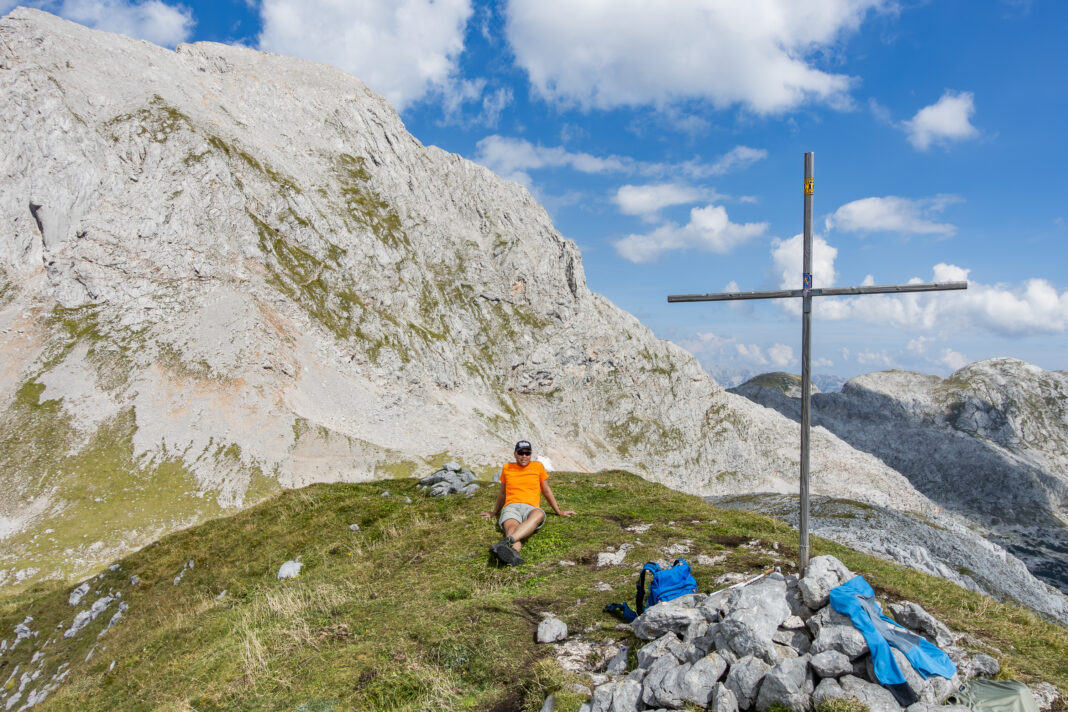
[667,280,968,303]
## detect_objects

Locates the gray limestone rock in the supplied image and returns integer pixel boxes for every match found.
[609,679,642,712]
[755,656,813,712]
[676,653,728,707]
[773,628,812,654]
[724,655,771,711]
[632,603,704,642]
[276,560,302,580]
[712,682,739,712]
[637,633,681,669]
[798,555,853,609]
[719,576,791,663]
[537,616,568,643]
[839,674,906,712]
[604,646,629,676]
[641,655,688,710]
[806,606,854,638]
[958,652,999,680]
[1029,682,1060,712]
[811,623,869,660]
[812,676,846,704]
[64,595,114,638]
[68,583,89,607]
[810,650,853,678]
[888,602,956,648]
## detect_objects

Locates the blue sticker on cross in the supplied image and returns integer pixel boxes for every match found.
[803,273,812,289]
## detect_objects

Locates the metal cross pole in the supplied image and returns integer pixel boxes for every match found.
[667,152,967,577]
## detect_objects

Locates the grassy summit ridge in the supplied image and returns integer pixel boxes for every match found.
[2,472,1066,711]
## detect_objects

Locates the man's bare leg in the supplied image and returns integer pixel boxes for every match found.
[502,509,545,552]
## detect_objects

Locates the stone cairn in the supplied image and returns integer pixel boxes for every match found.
[575,554,1047,712]
[417,462,480,497]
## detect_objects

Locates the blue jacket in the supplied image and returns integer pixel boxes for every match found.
[829,575,956,706]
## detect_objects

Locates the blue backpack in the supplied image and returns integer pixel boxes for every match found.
[604,559,698,622]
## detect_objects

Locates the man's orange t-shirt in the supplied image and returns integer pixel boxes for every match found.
[501,461,548,508]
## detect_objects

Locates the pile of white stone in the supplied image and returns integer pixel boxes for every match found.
[417,462,480,497]
[577,555,1054,712]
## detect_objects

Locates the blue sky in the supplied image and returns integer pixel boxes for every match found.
[6,0,1066,382]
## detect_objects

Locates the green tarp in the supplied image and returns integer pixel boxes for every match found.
[947,679,1040,712]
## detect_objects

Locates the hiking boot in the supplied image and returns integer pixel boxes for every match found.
[491,539,524,566]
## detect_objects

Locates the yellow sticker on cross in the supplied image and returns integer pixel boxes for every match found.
[804,178,814,195]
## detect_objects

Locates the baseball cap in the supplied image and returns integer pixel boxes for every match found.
[514,440,532,454]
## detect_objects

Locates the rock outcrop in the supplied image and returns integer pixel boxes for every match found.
[730,360,1068,596]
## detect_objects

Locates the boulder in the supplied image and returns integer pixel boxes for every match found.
[637,633,681,669]
[537,616,568,643]
[887,602,956,648]
[641,655,687,709]
[756,656,813,712]
[719,576,791,662]
[806,605,855,638]
[839,674,906,712]
[773,628,812,654]
[724,655,771,710]
[798,556,853,609]
[632,603,704,641]
[676,653,728,707]
[609,679,642,712]
[811,623,869,660]
[810,650,853,678]
[958,652,999,679]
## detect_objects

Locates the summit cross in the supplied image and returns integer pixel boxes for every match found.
[667,152,967,576]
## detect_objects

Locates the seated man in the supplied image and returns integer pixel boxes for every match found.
[480,440,575,566]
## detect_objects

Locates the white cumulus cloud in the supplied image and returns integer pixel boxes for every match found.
[504,0,891,113]
[826,195,960,236]
[736,343,769,366]
[24,0,195,46]
[771,233,838,289]
[778,261,1068,338]
[613,183,708,217]
[472,138,765,187]
[768,343,795,367]
[257,0,473,112]
[614,205,768,263]
[940,348,970,371]
[904,91,979,151]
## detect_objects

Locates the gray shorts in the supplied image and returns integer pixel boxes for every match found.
[498,502,545,531]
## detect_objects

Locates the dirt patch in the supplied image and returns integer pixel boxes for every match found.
[709,534,752,548]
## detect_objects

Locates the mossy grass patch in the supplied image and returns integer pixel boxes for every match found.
[1,471,1065,711]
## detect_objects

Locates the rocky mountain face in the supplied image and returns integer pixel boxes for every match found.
[1,10,1065,627]
[0,9,938,589]
[730,359,1068,597]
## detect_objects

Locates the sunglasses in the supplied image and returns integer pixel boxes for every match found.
[516,450,532,456]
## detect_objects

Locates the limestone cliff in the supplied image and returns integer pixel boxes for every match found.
[0,9,943,588]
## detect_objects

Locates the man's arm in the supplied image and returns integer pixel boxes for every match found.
[540,480,575,517]
[480,483,506,519]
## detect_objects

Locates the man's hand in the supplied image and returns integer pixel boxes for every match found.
[480,511,494,518]
[558,510,576,517]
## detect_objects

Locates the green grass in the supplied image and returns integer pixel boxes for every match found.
[1,471,1065,711]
